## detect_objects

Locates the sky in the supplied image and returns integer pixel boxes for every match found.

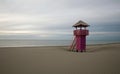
[0,0,120,40]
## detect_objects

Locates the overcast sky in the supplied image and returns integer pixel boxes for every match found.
[0,0,120,40]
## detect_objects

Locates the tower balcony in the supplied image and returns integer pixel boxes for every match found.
[74,30,89,36]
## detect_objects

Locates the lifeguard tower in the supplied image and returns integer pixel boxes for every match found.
[70,20,89,52]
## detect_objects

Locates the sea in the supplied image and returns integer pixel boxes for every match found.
[0,40,120,47]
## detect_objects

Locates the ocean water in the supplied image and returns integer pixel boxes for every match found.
[0,40,120,47]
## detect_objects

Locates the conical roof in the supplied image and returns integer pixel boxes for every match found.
[73,20,89,27]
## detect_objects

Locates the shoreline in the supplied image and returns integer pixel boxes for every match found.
[0,42,120,48]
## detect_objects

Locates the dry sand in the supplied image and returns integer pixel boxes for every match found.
[0,43,120,74]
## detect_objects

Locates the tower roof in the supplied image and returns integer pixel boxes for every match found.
[73,20,89,27]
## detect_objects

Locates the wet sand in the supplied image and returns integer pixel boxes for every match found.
[0,43,120,74]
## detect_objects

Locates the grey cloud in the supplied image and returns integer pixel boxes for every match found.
[0,0,120,39]
[1,0,120,14]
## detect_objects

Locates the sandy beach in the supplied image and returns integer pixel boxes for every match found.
[0,43,120,74]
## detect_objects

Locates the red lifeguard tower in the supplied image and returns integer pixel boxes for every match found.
[70,20,89,52]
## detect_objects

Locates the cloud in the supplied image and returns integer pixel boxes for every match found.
[0,0,120,40]
[90,32,120,35]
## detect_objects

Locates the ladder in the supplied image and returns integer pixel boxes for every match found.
[69,37,76,51]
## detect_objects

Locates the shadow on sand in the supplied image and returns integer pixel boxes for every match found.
[60,46,110,53]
